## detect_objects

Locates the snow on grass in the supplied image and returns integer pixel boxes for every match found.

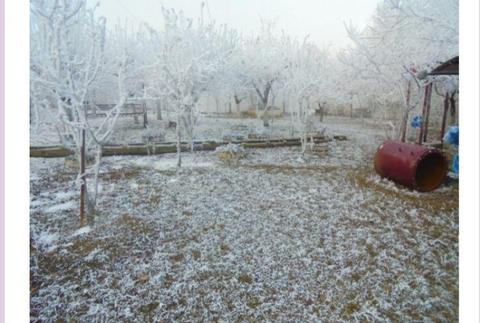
[30,117,458,322]
[71,226,92,238]
[54,191,78,200]
[35,231,59,252]
[31,190,78,209]
[44,200,77,213]
[133,155,215,171]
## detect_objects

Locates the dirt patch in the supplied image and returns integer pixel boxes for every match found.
[238,274,253,284]
[116,213,154,235]
[102,168,142,181]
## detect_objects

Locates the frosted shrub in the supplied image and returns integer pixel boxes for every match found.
[216,144,246,165]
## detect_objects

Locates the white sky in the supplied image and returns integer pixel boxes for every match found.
[92,0,381,50]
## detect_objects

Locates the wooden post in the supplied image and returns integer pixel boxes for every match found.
[80,129,86,226]
[440,92,450,145]
[406,80,411,108]
[422,84,432,143]
[417,85,430,145]
[400,80,411,142]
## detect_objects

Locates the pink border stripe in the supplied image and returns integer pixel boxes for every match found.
[0,0,4,321]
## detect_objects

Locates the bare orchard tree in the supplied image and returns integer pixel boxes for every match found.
[339,0,458,137]
[238,21,293,127]
[218,40,254,117]
[144,8,236,166]
[280,37,332,154]
[30,0,133,223]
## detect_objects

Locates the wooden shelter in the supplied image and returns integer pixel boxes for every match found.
[428,56,459,76]
[415,56,458,146]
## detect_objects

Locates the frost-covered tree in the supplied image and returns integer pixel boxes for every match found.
[339,0,458,137]
[238,22,293,127]
[283,38,331,153]
[144,8,236,166]
[30,0,134,222]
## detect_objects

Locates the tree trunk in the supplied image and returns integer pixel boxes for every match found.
[449,92,456,125]
[133,104,139,124]
[176,113,182,167]
[318,102,325,122]
[258,100,269,127]
[79,129,86,226]
[182,109,194,153]
[29,97,33,125]
[234,94,242,115]
[249,93,256,107]
[156,100,163,120]
[215,97,220,115]
[143,102,148,128]
[235,101,241,115]
[252,80,273,127]
[87,146,103,222]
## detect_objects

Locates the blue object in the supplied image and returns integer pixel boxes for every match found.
[451,154,459,174]
[444,126,459,146]
[411,115,423,128]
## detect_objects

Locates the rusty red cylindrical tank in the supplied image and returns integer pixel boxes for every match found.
[374,140,448,192]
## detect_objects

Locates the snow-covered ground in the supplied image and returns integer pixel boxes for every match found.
[30,117,458,322]
[30,113,391,146]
